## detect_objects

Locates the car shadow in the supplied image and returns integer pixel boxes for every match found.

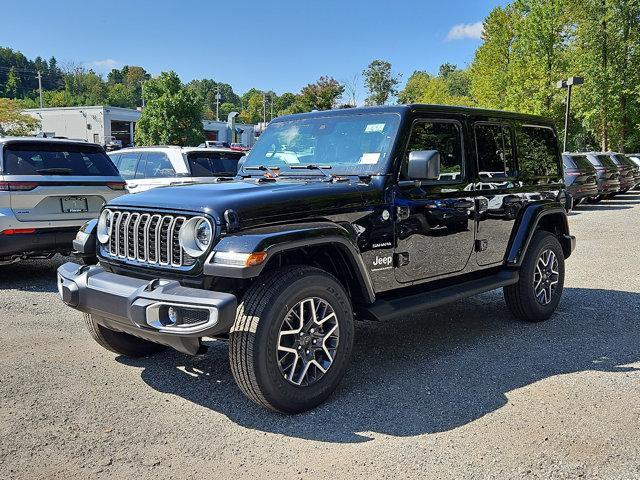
[0,256,71,292]
[117,287,640,443]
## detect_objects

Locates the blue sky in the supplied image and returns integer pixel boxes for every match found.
[1,0,507,101]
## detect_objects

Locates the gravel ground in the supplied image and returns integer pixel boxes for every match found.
[1,194,639,480]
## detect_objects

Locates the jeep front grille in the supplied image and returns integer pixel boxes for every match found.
[104,210,196,268]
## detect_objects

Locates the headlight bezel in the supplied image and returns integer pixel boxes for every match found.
[179,216,215,258]
[96,209,113,244]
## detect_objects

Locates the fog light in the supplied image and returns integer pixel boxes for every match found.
[167,306,180,325]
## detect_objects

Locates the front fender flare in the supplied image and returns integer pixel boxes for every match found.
[203,222,375,303]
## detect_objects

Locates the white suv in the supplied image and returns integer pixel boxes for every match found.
[107,146,245,194]
[0,137,127,263]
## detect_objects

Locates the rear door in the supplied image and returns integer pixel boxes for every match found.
[2,141,124,223]
[474,122,522,266]
[129,151,179,192]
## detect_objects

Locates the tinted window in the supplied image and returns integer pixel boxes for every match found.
[144,152,176,178]
[597,154,617,169]
[563,155,576,169]
[571,155,595,171]
[3,142,120,176]
[475,124,515,179]
[117,152,141,180]
[108,153,121,168]
[516,126,560,179]
[402,121,464,181]
[187,151,243,177]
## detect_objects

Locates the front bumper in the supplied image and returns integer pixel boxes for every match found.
[57,262,237,355]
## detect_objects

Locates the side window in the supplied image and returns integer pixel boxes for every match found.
[402,120,464,182]
[117,153,141,180]
[516,126,561,179]
[144,152,176,178]
[108,154,121,169]
[475,124,515,180]
[135,155,147,179]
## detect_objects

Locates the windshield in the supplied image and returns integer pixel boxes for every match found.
[186,151,244,177]
[242,113,401,176]
[2,142,119,176]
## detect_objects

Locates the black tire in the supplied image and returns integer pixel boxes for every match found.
[586,196,602,204]
[229,265,354,414]
[84,313,166,357]
[573,198,582,206]
[504,230,565,322]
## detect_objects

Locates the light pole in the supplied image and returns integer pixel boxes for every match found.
[556,76,584,152]
[215,86,221,121]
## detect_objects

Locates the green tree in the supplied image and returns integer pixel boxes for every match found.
[398,66,474,106]
[0,98,39,135]
[136,71,204,146]
[3,67,21,98]
[107,83,137,107]
[296,76,344,111]
[363,59,401,105]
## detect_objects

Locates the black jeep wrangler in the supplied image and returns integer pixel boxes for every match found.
[58,105,575,413]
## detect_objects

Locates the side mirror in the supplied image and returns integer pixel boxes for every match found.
[408,150,440,180]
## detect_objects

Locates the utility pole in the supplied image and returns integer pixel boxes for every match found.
[215,86,221,121]
[270,94,274,121]
[556,76,584,152]
[37,71,44,108]
[140,80,146,108]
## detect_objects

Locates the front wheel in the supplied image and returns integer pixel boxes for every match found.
[229,266,354,413]
[504,231,565,322]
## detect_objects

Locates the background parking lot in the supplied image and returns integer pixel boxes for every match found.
[1,195,639,480]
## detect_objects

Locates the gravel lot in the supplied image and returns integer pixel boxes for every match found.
[1,194,639,480]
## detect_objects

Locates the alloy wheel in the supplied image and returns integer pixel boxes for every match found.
[533,249,559,305]
[276,297,340,386]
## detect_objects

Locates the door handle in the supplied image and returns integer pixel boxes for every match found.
[128,183,137,189]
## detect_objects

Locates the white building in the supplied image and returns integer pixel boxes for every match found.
[23,106,255,147]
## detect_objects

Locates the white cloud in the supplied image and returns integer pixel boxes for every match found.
[446,22,484,41]
[86,59,120,71]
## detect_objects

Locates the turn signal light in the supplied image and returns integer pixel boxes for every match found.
[212,251,268,267]
[1,228,36,235]
[246,251,268,266]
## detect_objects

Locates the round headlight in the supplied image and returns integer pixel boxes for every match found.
[97,209,113,244]
[179,217,214,258]
[194,218,212,250]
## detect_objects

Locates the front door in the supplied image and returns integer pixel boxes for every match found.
[394,118,475,283]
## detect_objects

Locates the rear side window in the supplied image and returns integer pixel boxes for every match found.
[402,120,464,182]
[187,151,243,177]
[597,154,617,169]
[2,142,120,176]
[563,156,576,169]
[144,152,176,178]
[117,152,141,180]
[475,124,515,179]
[516,126,561,180]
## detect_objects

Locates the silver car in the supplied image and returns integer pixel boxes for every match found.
[0,137,126,264]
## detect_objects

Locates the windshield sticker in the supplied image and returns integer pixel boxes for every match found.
[359,152,381,164]
[365,123,386,133]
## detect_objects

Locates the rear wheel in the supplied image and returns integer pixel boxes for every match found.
[84,314,166,357]
[504,231,565,322]
[229,266,354,413]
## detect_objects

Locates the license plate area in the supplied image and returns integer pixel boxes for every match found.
[61,196,89,213]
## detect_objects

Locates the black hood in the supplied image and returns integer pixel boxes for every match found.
[108,177,372,225]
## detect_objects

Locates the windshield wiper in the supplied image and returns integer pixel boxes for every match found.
[243,165,269,171]
[36,167,74,175]
[288,164,333,179]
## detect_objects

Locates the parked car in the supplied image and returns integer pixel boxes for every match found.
[230,142,251,152]
[107,146,245,194]
[562,153,598,205]
[58,105,574,413]
[606,152,637,193]
[583,152,621,203]
[198,141,230,148]
[0,137,126,264]
[617,154,640,188]
[627,155,640,186]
